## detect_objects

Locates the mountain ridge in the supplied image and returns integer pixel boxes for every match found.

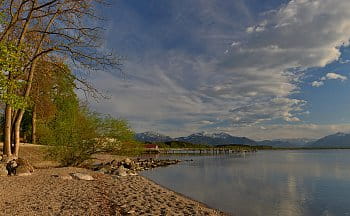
[308,132,350,148]
[135,131,350,148]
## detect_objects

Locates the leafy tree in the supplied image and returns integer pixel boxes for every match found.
[0,42,27,156]
[0,0,121,158]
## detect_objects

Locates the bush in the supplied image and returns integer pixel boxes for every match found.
[93,114,143,155]
[37,104,142,166]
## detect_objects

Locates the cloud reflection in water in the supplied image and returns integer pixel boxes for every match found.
[142,150,350,216]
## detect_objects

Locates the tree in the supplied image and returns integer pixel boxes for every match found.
[0,0,121,158]
[0,42,27,157]
[29,58,71,143]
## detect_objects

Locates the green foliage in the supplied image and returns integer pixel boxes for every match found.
[40,106,141,166]
[37,85,95,165]
[0,11,6,25]
[93,114,139,153]
[47,108,98,166]
[35,71,141,165]
[0,42,28,109]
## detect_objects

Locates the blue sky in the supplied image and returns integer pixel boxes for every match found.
[90,0,350,140]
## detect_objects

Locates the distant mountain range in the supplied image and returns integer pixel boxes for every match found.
[308,132,350,148]
[175,132,256,146]
[135,132,172,143]
[257,138,317,148]
[135,131,350,148]
[136,131,256,146]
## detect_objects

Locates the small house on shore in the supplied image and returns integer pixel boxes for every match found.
[144,144,159,150]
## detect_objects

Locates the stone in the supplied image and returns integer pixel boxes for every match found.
[124,158,132,165]
[110,160,120,167]
[97,167,110,174]
[71,173,94,181]
[0,163,8,176]
[115,166,127,177]
[6,160,18,176]
[16,166,31,176]
[60,175,73,180]
[128,171,138,176]
[16,158,34,173]
[90,162,104,170]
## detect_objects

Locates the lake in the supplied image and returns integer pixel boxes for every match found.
[141,150,350,216]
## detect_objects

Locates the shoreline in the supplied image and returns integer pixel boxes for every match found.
[140,173,230,216]
[0,166,228,215]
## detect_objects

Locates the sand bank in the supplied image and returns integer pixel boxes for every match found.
[0,167,227,215]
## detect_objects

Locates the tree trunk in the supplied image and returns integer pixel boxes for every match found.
[13,110,24,158]
[32,105,37,144]
[12,60,38,157]
[3,105,12,157]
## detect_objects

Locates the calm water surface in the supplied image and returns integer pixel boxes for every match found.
[141,150,350,216]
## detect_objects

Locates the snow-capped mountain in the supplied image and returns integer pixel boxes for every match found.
[135,132,172,142]
[175,132,257,146]
[136,131,256,146]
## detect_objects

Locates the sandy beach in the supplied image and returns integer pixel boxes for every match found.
[0,166,227,216]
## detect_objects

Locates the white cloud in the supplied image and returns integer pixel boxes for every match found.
[325,72,347,81]
[231,41,240,47]
[92,0,350,139]
[246,26,255,33]
[311,81,324,87]
[311,72,347,87]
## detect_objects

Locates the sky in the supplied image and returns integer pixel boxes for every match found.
[89,0,350,140]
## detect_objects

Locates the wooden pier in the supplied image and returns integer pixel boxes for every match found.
[159,147,256,155]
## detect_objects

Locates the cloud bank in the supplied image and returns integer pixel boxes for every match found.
[91,0,350,138]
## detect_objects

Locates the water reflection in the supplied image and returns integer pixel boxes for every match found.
[141,150,350,216]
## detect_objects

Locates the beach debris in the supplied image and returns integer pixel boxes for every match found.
[71,172,94,181]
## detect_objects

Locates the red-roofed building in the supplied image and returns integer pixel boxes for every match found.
[145,144,159,150]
